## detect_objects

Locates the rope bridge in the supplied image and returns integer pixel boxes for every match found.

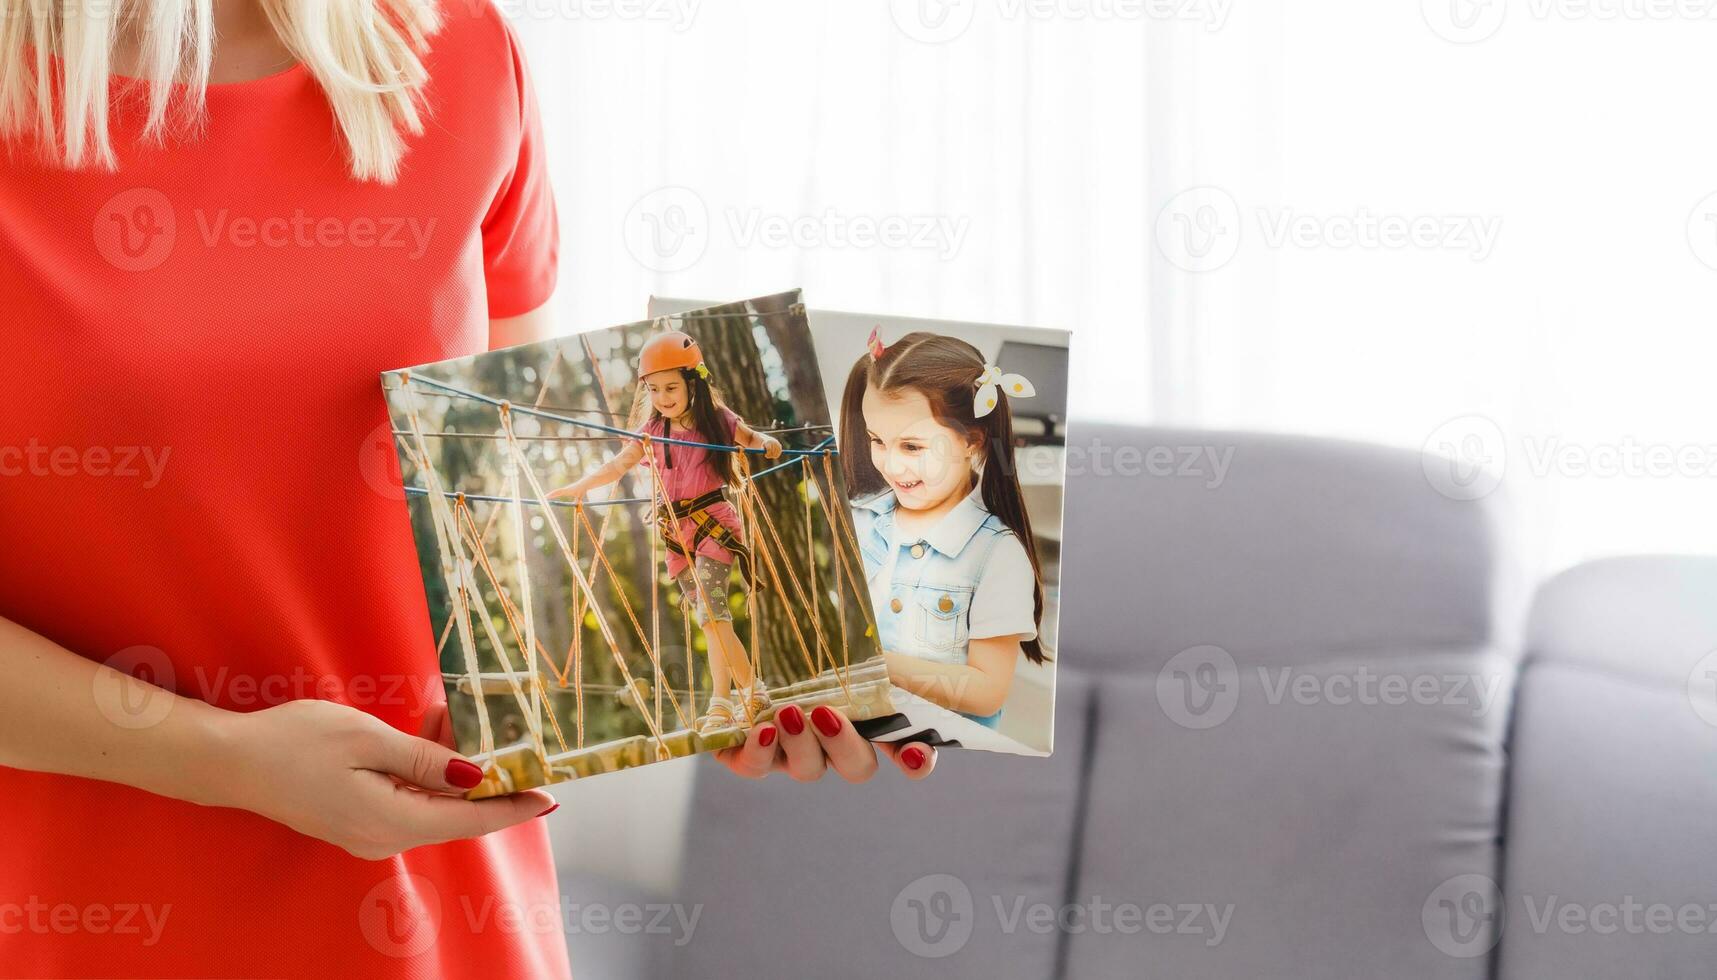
[389,332,880,789]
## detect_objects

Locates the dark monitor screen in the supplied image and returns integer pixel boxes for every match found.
[995,340,1068,426]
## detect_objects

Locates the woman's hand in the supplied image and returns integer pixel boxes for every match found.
[761,435,784,460]
[713,703,936,782]
[0,618,558,862]
[213,699,556,861]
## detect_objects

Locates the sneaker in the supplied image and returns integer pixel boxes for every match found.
[735,679,773,723]
[695,696,739,735]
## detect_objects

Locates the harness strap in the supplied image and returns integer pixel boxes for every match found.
[656,487,759,589]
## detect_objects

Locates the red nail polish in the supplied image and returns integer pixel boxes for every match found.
[811,705,842,738]
[902,745,927,771]
[445,758,484,789]
[778,704,805,736]
[539,802,560,818]
[758,725,777,748]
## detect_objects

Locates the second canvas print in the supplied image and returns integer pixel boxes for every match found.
[652,294,1070,757]
[382,291,887,796]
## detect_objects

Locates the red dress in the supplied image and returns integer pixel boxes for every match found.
[0,3,568,977]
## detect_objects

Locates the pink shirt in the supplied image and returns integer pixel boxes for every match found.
[637,407,745,575]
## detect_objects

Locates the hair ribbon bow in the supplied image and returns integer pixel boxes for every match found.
[974,364,1035,418]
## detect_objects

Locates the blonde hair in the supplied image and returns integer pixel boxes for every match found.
[0,0,442,183]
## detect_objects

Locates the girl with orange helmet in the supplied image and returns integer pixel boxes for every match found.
[550,329,783,734]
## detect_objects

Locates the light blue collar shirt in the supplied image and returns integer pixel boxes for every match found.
[851,484,1018,728]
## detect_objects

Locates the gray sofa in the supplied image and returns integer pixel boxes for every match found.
[558,424,1717,979]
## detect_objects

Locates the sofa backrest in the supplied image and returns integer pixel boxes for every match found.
[665,424,1521,979]
[1058,425,1520,979]
[1496,555,1717,979]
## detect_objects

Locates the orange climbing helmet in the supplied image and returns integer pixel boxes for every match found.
[638,330,706,378]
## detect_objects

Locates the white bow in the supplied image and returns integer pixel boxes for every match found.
[973,364,1035,418]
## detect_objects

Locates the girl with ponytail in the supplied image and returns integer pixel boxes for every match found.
[839,328,1048,729]
[550,329,783,734]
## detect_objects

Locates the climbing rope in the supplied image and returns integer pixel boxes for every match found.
[394,338,867,776]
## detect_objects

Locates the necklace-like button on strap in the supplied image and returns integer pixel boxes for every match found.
[890,597,903,613]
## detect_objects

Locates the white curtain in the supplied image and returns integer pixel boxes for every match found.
[512,0,1717,580]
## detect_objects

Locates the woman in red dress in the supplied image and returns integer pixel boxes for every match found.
[0,2,934,976]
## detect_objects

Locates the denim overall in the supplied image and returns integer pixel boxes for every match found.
[852,487,1010,728]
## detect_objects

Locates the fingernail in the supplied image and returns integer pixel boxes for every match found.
[445,758,484,789]
[811,705,842,738]
[539,802,560,818]
[778,704,805,736]
[902,745,927,771]
[758,725,777,748]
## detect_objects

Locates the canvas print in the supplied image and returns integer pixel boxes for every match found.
[651,296,1069,756]
[381,291,890,797]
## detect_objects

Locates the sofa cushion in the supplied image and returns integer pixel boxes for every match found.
[1060,426,1517,979]
[1065,650,1513,979]
[1059,424,1513,673]
[1497,556,1717,980]
[664,669,1095,979]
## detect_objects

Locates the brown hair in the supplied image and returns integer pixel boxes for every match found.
[629,369,740,487]
[839,332,1047,664]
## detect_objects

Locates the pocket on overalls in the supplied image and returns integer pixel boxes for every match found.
[914,586,972,654]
